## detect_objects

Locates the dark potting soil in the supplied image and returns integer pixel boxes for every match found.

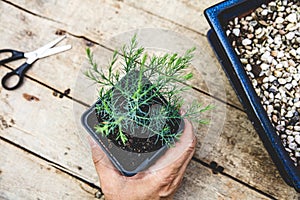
[95,101,182,153]
[95,71,182,153]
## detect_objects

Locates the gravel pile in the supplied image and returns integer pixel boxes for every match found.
[226,0,300,166]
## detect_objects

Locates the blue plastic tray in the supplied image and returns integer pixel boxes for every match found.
[205,0,300,191]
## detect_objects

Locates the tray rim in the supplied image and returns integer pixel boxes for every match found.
[204,0,300,191]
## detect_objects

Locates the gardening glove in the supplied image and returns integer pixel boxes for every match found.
[89,118,196,200]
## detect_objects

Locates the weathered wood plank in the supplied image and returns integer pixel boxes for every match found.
[3,0,241,109]
[0,139,99,200]
[176,161,271,200]
[123,0,221,35]
[0,67,100,185]
[175,161,273,200]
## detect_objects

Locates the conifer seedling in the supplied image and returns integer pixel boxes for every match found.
[82,35,213,176]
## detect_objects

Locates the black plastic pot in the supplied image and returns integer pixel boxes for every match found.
[81,71,184,176]
[205,0,300,191]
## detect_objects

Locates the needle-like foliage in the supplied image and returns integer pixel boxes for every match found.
[85,35,213,147]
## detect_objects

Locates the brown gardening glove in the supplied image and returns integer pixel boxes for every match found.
[89,119,196,200]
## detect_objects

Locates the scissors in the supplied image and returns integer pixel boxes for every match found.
[0,35,72,90]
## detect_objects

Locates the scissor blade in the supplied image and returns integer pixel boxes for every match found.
[37,45,72,59]
[34,35,67,56]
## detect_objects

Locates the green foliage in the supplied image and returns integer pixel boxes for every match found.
[85,35,212,147]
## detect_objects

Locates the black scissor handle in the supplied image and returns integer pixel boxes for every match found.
[0,49,24,65]
[1,62,31,90]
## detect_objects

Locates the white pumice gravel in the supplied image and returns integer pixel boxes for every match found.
[226,0,300,166]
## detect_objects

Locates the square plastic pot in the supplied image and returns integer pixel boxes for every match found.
[204,0,300,191]
[81,71,184,176]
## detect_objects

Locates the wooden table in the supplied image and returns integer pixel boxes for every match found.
[0,0,299,199]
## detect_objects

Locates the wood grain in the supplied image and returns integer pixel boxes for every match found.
[0,0,299,199]
[0,139,99,200]
[123,0,220,35]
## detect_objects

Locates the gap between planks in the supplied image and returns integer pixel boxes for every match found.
[0,135,104,198]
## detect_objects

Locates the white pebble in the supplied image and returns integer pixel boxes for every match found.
[282,61,289,69]
[262,83,269,90]
[272,59,278,66]
[286,148,292,153]
[294,101,300,108]
[262,77,269,83]
[275,93,281,99]
[269,92,274,100]
[267,105,273,113]
[295,135,300,145]
[277,51,285,58]
[286,23,297,31]
[275,17,284,24]
[287,135,295,143]
[274,35,282,45]
[276,63,283,69]
[297,47,300,56]
[255,27,262,34]
[245,64,252,71]
[260,63,269,70]
[289,142,297,150]
[292,80,298,87]
[269,2,276,7]
[278,78,286,85]
[240,58,248,64]
[290,49,297,57]
[242,38,252,46]
[274,70,283,77]
[286,13,297,23]
[269,85,278,92]
[232,28,240,36]
[261,51,270,62]
[293,74,300,81]
[261,9,269,16]
[285,32,295,40]
[281,134,287,139]
[293,132,300,136]
[289,60,296,67]
[286,130,293,135]
[269,75,276,82]
[285,76,292,83]
[255,88,261,96]
[285,83,293,90]
[249,21,258,27]
[278,6,285,12]
[294,126,300,131]
[287,66,297,74]
[286,110,294,118]
[267,37,274,44]
[252,79,257,87]
[226,30,231,36]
